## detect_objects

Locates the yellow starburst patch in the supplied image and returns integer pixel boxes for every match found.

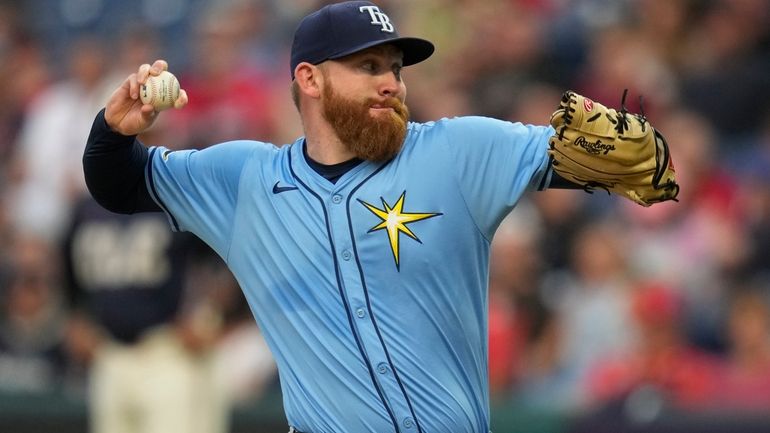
[358,192,442,270]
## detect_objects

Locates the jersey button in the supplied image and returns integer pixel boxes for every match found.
[377,363,388,374]
[341,250,352,261]
[403,418,414,428]
[355,308,365,318]
[332,194,343,204]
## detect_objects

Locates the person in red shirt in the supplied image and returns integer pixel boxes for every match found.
[713,288,770,410]
[586,282,721,408]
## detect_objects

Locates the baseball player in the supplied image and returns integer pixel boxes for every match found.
[61,193,229,433]
[83,2,677,432]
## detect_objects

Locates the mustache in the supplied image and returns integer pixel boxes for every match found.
[366,97,408,119]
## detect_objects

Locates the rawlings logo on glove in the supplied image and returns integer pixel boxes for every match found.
[574,136,615,155]
[548,90,680,207]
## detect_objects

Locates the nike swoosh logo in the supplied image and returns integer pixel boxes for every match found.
[272,181,299,194]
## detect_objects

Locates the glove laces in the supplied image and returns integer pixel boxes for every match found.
[615,89,648,134]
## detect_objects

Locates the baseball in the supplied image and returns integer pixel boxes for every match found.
[140,70,180,111]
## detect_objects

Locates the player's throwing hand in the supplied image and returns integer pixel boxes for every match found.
[104,59,188,136]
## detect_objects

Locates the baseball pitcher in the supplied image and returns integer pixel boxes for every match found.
[83,2,678,432]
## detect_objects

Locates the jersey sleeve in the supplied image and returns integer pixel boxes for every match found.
[145,141,256,257]
[434,116,554,238]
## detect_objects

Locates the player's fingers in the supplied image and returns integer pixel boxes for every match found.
[174,89,188,109]
[151,59,168,74]
[137,63,152,84]
[140,104,158,119]
[127,73,140,100]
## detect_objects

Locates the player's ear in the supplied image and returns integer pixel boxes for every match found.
[294,63,322,100]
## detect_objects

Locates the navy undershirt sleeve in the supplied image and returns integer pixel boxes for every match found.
[548,171,583,189]
[82,109,161,214]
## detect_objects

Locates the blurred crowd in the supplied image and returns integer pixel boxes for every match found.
[1,0,770,428]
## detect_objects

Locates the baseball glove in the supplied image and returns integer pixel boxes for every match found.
[548,90,679,206]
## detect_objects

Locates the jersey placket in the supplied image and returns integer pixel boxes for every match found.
[326,185,419,433]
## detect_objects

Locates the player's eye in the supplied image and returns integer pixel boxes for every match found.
[393,66,403,81]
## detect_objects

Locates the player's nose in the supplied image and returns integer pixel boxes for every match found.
[378,73,403,99]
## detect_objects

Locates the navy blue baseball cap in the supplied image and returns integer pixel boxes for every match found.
[290,1,434,79]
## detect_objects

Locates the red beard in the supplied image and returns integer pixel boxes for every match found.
[321,81,409,162]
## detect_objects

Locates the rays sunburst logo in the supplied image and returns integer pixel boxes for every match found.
[358,192,442,271]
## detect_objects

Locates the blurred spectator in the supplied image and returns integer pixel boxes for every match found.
[489,199,568,408]
[387,1,473,121]
[0,236,69,393]
[506,82,562,126]
[191,247,278,406]
[514,221,636,410]
[712,285,770,411]
[623,109,745,351]
[213,0,288,75]
[679,0,770,139]
[632,0,698,70]
[509,301,563,409]
[0,5,50,173]
[574,25,679,120]
[585,282,721,410]
[558,222,637,407]
[530,188,590,275]
[453,1,563,119]
[163,2,286,149]
[7,34,112,242]
[61,192,230,433]
[736,117,770,279]
[488,202,544,398]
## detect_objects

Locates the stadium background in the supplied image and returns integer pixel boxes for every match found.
[1,0,770,432]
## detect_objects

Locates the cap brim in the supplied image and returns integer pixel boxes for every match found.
[327,37,435,67]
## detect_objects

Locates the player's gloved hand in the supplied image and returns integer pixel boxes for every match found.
[104,59,188,136]
[548,90,680,206]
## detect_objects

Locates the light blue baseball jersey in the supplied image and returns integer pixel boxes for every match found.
[146,116,553,433]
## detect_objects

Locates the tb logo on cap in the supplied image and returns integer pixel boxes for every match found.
[359,6,394,33]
